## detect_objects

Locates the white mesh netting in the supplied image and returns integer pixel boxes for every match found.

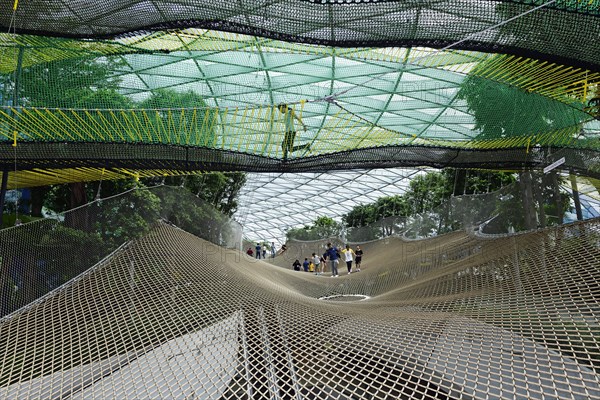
[1,197,599,398]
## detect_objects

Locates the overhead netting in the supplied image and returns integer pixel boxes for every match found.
[2,0,600,70]
[1,216,599,399]
[1,19,600,182]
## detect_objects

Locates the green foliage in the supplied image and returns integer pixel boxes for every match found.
[457,64,583,140]
[484,172,570,233]
[185,173,247,217]
[142,172,247,217]
[343,169,516,239]
[138,88,217,145]
[406,172,453,214]
[458,58,580,232]
[344,204,377,228]
[0,219,105,315]
[38,224,105,281]
[153,186,234,245]
[1,213,40,227]
[286,216,343,241]
[93,186,162,248]
[18,57,126,108]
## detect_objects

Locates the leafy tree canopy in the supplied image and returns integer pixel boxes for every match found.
[341,169,516,240]
[457,59,583,141]
[286,216,343,241]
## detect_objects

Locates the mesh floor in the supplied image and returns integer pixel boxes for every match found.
[1,217,599,399]
[2,15,600,184]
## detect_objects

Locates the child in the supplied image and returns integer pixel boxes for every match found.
[313,252,321,275]
[293,259,301,271]
[302,258,310,272]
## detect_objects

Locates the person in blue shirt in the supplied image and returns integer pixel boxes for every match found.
[255,243,261,259]
[325,242,339,277]
[302,258,310,272]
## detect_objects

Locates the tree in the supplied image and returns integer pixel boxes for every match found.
[313,216,341,238]
[15,56,132,216]
[457,57,585,229]
[143,172,247,217]
[138,88,217,146]
[343,169,516,239]
[92,182,162,248]
[137,89,247,218]
[286,216,342,241]
[17,56,128,109]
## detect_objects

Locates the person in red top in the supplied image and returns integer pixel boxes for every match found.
[246,248,254,256]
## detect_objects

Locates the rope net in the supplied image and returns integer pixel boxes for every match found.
[1,212,599,398]
[1,28,600,181]
[1,0,600,70]
[0,185,242,317]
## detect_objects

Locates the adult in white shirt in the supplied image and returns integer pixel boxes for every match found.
[341,244,355,274]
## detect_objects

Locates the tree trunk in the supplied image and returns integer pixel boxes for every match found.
[453,169,467,196]
[30,186,49,217]
[570,173,583,221]
[551,171,563,224]
[64,182,89,230]
[532,172,546,228]
[519,171,537,230]
[0,167,8,228]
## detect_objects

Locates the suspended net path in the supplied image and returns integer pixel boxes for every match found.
[0,186,599,399]
[1,0,600,398]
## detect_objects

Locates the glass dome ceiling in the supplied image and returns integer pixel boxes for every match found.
[236,168,424,243]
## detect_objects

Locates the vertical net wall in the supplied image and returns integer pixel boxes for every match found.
[0,185,242,318]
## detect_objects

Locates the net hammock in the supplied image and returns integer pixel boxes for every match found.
[1,215,599,399]
[0,185,599,399]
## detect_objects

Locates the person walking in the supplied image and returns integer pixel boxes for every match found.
[312,252,321,275]
[255,243,262,259]
[325,242,339,277]
[355,245,363,272]
[341,244,355,274]
[278,103,309,161]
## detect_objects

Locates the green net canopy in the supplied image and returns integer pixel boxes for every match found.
[1,29,599,184]
[1,1,600,185]
[2,0,600,70]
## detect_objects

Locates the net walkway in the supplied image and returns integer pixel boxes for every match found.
[1,217,599,398]
[1,6,600,183]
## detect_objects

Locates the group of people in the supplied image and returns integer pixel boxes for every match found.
[293,243,363,277]
[246,242,277,259]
